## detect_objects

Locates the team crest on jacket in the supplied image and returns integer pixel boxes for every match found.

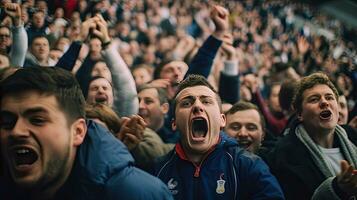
[167,178,178,195]
[216,173,225,194]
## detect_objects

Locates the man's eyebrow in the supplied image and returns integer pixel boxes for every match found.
[306,94,320,99]
[180,96,195,101]
[23,107,49,116]
[200,95,213,99]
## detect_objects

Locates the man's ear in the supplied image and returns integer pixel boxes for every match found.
[171,118,177,131]
[297,113,303,121]
[220,113,226,128]
[161,103,170,114]
[72,118,87,147]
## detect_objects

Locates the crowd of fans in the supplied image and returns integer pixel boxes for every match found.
[0,0,357,199]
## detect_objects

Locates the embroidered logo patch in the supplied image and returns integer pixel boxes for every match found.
[167,178,178,195]
[216,173,225,194]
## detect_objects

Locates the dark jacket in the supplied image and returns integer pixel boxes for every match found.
[0,120,173,200]
[264,121,357,200]
[153,133,285,200]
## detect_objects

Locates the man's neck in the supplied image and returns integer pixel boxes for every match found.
[305,125,335,148]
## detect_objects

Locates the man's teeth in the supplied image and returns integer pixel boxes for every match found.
[16,149,30,154]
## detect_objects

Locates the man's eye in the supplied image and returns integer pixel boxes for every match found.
[202,99,212,105]
[29,117,46,126]
[145,100,153,104]
[247,124,258,131]
[326,96,335,101]
[230,124,241,131]
[308,98,319,103]
[0,114,17,130]
[181,100,192,107]
[0,120,16,130]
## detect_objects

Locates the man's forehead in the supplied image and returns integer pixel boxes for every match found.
[303,84,334,97]
[90,78,111,87]
[0,27,10,33]
[1,91,58,110]
[139,88,159,99]
[163,61,187,70]
[176,86,215,99]
[228,109,260,120]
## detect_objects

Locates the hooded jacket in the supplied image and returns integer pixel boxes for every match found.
[0,120,173,200]
[153,132,284,200]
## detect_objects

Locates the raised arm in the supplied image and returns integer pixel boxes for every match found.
[5,3,27,67]
[186,5,229,78]
[93,14,138,117]
[56,18,96,71]
[219,34,240,104]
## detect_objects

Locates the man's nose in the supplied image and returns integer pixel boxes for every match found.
[320,98,329,108]
[192,101,204,114]
[98,87,105,93]
[237,127,249,137]
[10,118,30,138]
[139,100,146,109]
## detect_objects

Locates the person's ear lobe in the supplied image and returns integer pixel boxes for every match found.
[171,119,177,131]
[220,114,226,128]
[72,119,87,147]
[297,113,303,121]
[161,103,170,114]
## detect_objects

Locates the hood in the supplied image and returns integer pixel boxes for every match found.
[74,120,134,185]
[218,131,241,149]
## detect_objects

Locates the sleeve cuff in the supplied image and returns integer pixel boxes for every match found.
[223,60,239,76]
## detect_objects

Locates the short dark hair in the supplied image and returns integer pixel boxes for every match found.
[0,67,86,124]
[31,35,49,46]
[137,84,168,105]
[225,101,266,131]
[85,103,121,134]
[153,60,171,79]
[172,74,221,117]
[279,80,298,112]
[292,72,339,114]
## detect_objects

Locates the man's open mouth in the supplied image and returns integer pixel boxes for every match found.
[191,118,208,138]
[320,110,332,120]
[237,140,252,149]
[95,95,107,103]
[12,147,38,166]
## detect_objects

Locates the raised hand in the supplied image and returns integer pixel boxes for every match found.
[336,160,357,197]
[92,14,111,44]
[116,115,147,150]
[4,3,22,26]
[243,73,259,93]
[297,36,310,55]
[78,18,96,42]
[210,5,229,40]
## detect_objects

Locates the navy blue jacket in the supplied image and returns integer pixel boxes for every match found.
[153,133,285,200]
[0,120,173,200]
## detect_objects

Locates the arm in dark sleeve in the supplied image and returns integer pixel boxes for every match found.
[55,41,82,71]
[185,35,222,78]
[219,72,240,104]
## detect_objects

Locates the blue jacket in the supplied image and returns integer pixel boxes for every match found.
[0,120,173,200]
[153,133,284,200]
